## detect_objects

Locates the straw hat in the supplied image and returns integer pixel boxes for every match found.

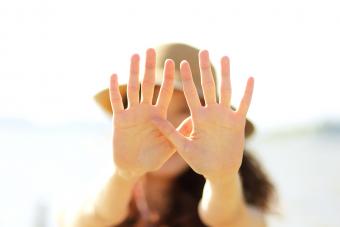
[94,43,255,137]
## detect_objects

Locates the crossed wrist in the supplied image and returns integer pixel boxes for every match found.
[205,172,239,186]
[113,167,143,183]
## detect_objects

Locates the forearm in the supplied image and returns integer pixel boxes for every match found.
[198,174,245,226]
[63,169,138,227]
[198,174,265,227]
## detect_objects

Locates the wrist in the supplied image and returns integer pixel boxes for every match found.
[206,172,240,187]
[113,167,143,184]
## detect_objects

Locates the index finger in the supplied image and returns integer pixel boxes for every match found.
[156,59,175,112]
[109,74,124,113]
[180,60,201,110]
[237,77,254,116]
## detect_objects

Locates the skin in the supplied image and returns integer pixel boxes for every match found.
[138,86,191,215]
[151,50,254,181]
[62,48,265,227]
[147,86,190,178]
[110,48,263,226]
[111,49,254,181]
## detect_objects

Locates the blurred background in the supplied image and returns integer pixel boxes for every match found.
[1,0,339,226]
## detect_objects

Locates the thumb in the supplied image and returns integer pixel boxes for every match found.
[151,117,187,151]
[177,116,193,136]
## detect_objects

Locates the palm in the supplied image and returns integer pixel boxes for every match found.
[186,105,246,178]
[153,50,254,180]
[109,49,176,178]
[113,105,172,175]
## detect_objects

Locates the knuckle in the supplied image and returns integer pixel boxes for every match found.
[164,71,175,79]
[145,61,155,70]
[128,84,140,91]
[160,85,172,96]
[203,78,215,87]
[142,78,155,87]
[110,96,121,103]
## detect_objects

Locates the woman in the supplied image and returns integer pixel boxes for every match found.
[65,43,275,227]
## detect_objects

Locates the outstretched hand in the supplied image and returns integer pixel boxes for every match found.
[109,49,181,180]
[152,50,254,182]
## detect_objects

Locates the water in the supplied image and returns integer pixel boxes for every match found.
[248,129,340,226]
[1,119,340,227]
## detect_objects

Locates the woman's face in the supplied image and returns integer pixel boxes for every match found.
[149,86,192,178]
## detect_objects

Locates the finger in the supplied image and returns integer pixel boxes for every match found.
[151,117,188,152]
[141,48,156,104]
[238,77,255,116]
[199,50,216,105]
[177,116,193,136]
[127,54,140,107]
[109,74,124,113]
[180,61,202,110]
[156,59,175,112]
[219,56,232,106]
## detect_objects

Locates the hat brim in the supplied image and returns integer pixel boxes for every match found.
[93,87,255,138]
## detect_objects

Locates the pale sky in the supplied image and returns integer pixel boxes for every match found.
[1,0,339,131]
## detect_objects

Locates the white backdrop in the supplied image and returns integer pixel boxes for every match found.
[1,0,339,131]
[1,1,340,227]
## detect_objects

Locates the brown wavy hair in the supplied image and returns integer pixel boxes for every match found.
[114,150,275,227]
[96,43,276,226]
